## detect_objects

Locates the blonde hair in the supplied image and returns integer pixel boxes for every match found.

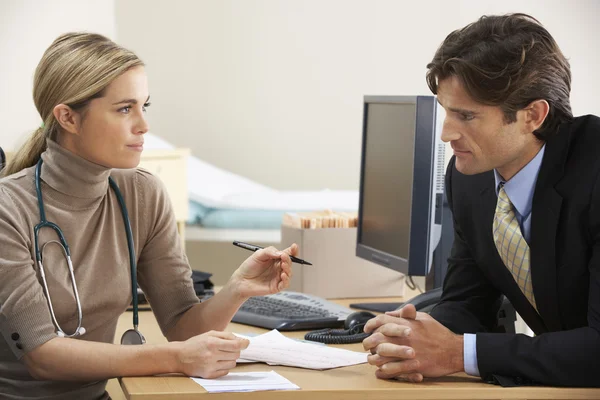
[2,32,143,177]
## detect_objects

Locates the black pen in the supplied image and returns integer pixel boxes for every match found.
[232,241,313,265]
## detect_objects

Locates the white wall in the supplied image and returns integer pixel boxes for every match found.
[0,0,116,152]
[115,0,600,191]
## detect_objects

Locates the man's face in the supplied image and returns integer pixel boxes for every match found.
[437,76,538,180]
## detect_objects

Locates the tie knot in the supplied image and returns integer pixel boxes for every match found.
[496,186,513,213]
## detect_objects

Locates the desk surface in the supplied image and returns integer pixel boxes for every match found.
[116,298,600,400]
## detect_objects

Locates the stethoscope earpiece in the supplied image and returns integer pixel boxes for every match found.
[56,326,86,338]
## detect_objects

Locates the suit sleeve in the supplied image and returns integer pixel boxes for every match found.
[429,157,503,334]
[475,170,600,387]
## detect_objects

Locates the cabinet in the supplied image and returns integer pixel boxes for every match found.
[138,149,190,249]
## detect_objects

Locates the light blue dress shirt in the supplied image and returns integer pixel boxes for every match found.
[463,145,546,377]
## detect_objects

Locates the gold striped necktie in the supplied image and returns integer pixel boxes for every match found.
[493,185,537,310]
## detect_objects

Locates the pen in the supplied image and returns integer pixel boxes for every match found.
[232,241,313,266]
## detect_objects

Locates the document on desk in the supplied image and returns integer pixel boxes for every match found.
[236,330,368,369]
[192,370,300,393]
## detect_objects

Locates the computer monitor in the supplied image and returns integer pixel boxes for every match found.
[356,95,447,278]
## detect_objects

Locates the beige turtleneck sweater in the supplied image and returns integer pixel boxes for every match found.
[0,140,199,399]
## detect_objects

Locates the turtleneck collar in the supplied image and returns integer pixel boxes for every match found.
[40,139,112,199]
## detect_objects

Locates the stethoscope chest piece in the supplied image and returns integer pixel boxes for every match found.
[121,328,146,345]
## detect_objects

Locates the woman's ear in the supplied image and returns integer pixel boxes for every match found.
[53,104,82,136]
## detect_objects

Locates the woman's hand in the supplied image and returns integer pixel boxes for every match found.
[229,244,298,299]
[177,331,250,378]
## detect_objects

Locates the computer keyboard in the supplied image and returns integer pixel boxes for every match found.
[232,291,353,331]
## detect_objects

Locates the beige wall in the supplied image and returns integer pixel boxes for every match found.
[115,0,600,191]
[0,0,116,152]
[3,1,599,190]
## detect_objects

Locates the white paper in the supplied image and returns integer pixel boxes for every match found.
[237,329,368,370]
[192,370,300,393]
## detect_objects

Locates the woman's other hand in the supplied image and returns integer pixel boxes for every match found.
[177,331,249,378]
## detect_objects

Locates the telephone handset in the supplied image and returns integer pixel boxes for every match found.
[304,311,376,344]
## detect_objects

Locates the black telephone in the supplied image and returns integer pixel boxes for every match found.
[304,311,377,344]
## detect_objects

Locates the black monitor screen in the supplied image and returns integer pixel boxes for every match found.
[360,103,416,261]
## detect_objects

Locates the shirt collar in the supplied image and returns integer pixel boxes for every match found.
[494,145,546,218]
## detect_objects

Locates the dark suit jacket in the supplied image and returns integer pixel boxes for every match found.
[429,115,600,387]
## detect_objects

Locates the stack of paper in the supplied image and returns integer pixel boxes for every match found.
[192,370,299,393]
[236,329,368,369]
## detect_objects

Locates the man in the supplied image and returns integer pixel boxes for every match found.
[363,13,600,387]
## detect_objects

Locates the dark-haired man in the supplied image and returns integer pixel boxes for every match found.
[363,13,600,387]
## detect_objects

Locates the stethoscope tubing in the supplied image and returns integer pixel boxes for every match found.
[33,158,141,340]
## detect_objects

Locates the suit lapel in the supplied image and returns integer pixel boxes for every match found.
[480,186,547,334]
[529,127,570,332]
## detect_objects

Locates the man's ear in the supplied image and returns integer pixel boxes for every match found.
[522,99,550,134]
[52,104,82,136]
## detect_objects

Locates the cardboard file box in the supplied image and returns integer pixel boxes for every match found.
[281,226,405,299]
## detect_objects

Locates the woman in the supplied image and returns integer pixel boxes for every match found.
[0,32,297,399]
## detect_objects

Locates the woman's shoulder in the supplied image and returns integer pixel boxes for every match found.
[0,167,36,229]
[0,167,36,203]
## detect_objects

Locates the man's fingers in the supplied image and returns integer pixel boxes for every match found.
[367,350,415,367]
[362,327,410,351]
[385,304,417,320]
[374,342,415,358]
[376,368,422,381]
[375,359,421,378]
[393,373,424,383]
[363,332,386,351]
[377,323,412,338]
[364,314,403,333]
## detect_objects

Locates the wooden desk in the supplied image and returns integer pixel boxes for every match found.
[114,298,600,400]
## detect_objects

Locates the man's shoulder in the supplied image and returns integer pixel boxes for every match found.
[570,114,600,130]
[562,114,600,146]
[559,115,600,166]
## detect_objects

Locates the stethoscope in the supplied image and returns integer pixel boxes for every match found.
[34,158,146,345]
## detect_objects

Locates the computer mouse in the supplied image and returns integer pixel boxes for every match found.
[344,311,377,333]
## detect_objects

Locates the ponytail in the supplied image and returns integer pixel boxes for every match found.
[1,126,48,177]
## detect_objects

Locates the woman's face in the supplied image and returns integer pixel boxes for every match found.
[63,66,150,169]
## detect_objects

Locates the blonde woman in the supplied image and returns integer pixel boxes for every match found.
[0,32,297,399]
